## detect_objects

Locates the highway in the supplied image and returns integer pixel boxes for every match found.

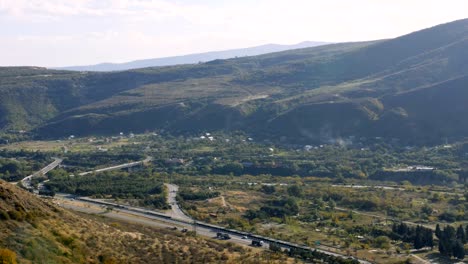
[54,190,370,264]
[77,156,152,176]
[54,193,259,249]
[19,158,62,189]
[164,183,193,221]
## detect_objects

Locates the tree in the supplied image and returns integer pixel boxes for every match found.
[287,185,304,198]
[438,225,456,257]
[414,226,424,249]
[466,224,468,243]
[456,225,466,244]
[420,205,433,216]
[269,243,281,252]
[260,185,276,194]
[453,240,465,259]
[0,162,20,174]
[423,228,434,249]
[327,199,336,211]
[218,162,243,175]
[373,236,391,250]
[435,224,441,239]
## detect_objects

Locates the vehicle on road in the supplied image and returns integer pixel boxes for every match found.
[251,240,264,247]
[216,232,231,240]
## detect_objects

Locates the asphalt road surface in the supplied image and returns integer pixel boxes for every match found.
[55,194,260,248]
[165,183,193,222]
[54,193,370,263]
[78,157,152,176]
[19,158,62,189]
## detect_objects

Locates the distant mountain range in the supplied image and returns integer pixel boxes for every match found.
[2,19,468,145]
[55,41,328,72]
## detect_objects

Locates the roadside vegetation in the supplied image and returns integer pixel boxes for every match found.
[0,150,51,181]
[1,181,299,264]
[1,132,467,263]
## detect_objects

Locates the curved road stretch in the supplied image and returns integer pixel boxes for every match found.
[19,158,62,189]
[165,183,192,222]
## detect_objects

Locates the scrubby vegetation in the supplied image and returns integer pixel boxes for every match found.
[46,171,163,198]
[179,189,220,201]
[0,150,51,181]
[0,181,295,264]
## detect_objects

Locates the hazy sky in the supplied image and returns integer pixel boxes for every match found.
[1,0,467,67]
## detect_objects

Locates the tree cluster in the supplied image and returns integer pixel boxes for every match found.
[46,172,163,199]
[178,189,220,201]
[63,152,144,169]
[436,224,466,259]
[391,223,433,249]
[244,197,299,220]
[287,248,359,264]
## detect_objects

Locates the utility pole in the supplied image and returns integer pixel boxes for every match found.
[193,220,197,235]
[385,210,388,225]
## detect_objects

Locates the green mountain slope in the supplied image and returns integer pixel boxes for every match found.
[1,19,468,144]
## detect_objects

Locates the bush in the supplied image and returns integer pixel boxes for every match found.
[0,248,17,264]
[179,190,220,201]
[269,243,281,252]
[438,211,457,222]
[373,236,391,249]
[7,210,25,221]
[0,210,10,220]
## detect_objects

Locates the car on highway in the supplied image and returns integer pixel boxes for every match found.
[216,232,231,240]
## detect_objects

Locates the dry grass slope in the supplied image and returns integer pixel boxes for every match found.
[0,181,296,264]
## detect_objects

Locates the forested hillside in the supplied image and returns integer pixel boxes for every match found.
[1,19,468,144]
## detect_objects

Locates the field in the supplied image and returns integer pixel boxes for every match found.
[0,137,132,153]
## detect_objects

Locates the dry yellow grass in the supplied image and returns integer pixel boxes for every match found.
[0,181,298,264]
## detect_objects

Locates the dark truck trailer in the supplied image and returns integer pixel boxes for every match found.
[216,232,231,240]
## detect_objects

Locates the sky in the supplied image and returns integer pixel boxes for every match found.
[0,0,467,67]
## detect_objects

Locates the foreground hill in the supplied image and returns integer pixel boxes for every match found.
[1,19,468,144]
[56,41,328,72]
[0,181,284,263]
